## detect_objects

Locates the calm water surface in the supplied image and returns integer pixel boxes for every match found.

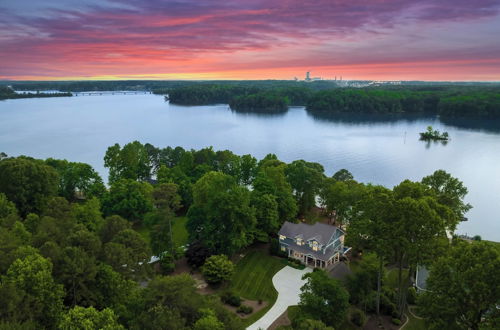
[1,94,499,241]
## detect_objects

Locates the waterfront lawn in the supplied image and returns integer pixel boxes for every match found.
[230,250,284,301]
[230,250,285,326]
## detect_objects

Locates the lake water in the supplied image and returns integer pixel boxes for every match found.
[1,94,499,241]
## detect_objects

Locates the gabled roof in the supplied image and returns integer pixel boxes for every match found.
[278,221,343,246]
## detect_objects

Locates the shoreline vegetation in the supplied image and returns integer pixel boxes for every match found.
[0,86,72,100]
[1,80,499,118]
[419,126,449,141]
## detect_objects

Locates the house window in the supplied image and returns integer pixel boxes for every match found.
[296,238,303,246]
[280,246,286,252]
[279,235,286,240]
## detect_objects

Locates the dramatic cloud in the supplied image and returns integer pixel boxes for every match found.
[1,0,499,80]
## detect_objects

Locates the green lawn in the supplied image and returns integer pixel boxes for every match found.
[135,216,188,250]
[230,250,285,301]
[229,250,285,326]
[172,216,188,247]
[403,309,427,330]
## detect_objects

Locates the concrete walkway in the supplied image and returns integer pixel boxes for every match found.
[247,266,312,330]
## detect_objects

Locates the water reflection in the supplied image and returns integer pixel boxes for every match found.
[440,117,500,134]
[306,111,433,125]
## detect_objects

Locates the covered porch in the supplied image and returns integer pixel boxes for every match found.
[288,249,340,269]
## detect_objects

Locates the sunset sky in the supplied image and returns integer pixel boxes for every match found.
[1,0,500,81]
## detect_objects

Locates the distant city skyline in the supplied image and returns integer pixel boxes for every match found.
[1,0,500,81]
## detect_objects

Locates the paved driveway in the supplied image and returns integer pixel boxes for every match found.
[247,266,312,330]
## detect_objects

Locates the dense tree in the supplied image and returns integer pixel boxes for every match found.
[201,255,235,285]
[0,252,64,327]
[421,170,472,228]
[132,304,187,330]
[332,169,354,182]
[299,270,350,326]
[59,306,124,330]
[253,163,297,224]
[237,154,258,185]
[71,197,104,232]
[346,185,394,315]
[320,179,364,226]
[45,159,106,200]
[58,246,98,307]
[99,215,131,244]
[103,229,151,279]
[185,241,212,268]
[104,141,152,184]
[251,193,280,241]
[286,160,325,214]
[0,157,59,216]
[418,241,500,330]
[193,309,224,330]
[187,172,256,255]
[102,179,153,222]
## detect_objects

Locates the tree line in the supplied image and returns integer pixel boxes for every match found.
[161,83,500,118]
[0,86,72,100]
[0,143,498,329]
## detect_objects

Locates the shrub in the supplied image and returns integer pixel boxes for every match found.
[350,308,366,327]
[391,318,401,325]
[407,287,417,305]
[237,305,253,314]
[220,291,241,307]
[202,254,234,284]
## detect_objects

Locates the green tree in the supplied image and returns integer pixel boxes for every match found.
[193,309,224,330]
[418,241,500,330]
[45,159,106,200]
[104,141,152,184]
[332,169,354,182]
[253,163,297,224]
[0,193,17,219]
[187,172,256,255]
[421,170,472,229]
[71,197,104,232]
[251,193,279,241]
[59,306,124,330]
[201,255,235,285]
[132,304,187,330]
[0,252,64,327]
[346,185,396,316]
[99,215,131,244]
[58,246,98,307]
[299,270,349,326]
[285,160,325,214]
[102,179,153,222]
[237,154,257,185]
[0,157,59,216]
[103,229,150,279]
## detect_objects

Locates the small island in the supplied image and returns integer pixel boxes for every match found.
[420,126,449,141]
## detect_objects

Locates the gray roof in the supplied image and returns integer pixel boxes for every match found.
[278,221,342,246]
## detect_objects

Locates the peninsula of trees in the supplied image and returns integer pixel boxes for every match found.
[0,86,72,100]
[0,142,498,329]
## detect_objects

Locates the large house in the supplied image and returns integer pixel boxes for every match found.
[278,221,347,269]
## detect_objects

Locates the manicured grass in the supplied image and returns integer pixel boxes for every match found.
[230,250,285,301]
[172,216,188,247]
[229,250,285,326]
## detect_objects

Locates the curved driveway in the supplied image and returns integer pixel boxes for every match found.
[247,266,312,330]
